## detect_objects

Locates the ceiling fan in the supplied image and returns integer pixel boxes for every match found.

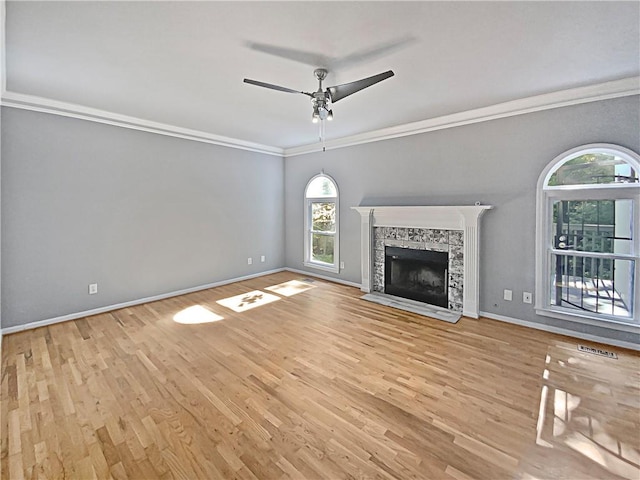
[244,68,394,127]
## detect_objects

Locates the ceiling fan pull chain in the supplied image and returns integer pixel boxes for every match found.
[320,120,327,152]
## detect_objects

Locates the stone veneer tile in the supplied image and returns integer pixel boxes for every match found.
[449,242,464,275]
[449,300,463,312]
[395,228,409,241]
[385,227,397,239]
[449,230,463,245]
[373,261,384,292]
[408,228,426,242]
[448,275,463,290]
[371,227,465,314]
[449,259,464,276]
[449,243,464,262]
[432,229,449,244]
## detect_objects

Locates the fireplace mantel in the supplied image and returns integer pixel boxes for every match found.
[351,205,492,318]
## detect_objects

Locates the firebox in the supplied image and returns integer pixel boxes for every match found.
[384,246,449,308]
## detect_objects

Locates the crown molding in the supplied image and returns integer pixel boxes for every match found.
[0,91,284,156]
[284,76,640,157]
[1,77,638,158]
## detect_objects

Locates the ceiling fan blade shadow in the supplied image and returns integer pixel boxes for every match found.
[327,70,394,103]
[245,41,332,68]
[331,36,417,70]
[245,36,415,71]
[244,78,313,96]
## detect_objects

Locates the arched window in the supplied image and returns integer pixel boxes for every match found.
[535,144,640,330]
[304,173,339,273]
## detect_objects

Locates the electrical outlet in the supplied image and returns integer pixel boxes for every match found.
[523,292,533,304]
[261,255,266,263]
[340,261,345,269]
[503,289,512,301]
[88,283,98,295]
[247,257,252,265]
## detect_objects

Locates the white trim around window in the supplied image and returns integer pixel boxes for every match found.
[535,144,640,332]
[304,173,340,273]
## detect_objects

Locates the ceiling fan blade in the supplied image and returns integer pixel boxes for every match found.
[327,70,395,103]
[244,78,313,97]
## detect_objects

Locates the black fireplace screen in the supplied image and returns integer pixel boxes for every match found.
[384,246,449,308]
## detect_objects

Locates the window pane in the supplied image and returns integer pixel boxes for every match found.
[551,199,633,254]
[550,253,633,319]
[548,153,638,186]
[312,234,334,264]
[306,176,337,197]
[311,202,336,232]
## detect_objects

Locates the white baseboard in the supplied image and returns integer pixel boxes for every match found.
[3,269,636,354]
[0,268,286,336]
[479,311,640,352]
[284,267,362,289]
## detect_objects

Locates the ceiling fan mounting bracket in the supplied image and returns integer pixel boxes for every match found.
[314,68,329,81]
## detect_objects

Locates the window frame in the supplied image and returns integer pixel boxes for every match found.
[304,173,340,273]
[535,144,640,332]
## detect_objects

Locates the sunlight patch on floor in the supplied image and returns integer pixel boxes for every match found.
[173,305,224,324]
[265,280,316,297]
[564,430,640,479]
[533,345,640,479]
[216,290,280,312]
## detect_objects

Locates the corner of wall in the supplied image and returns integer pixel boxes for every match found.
[0,0,5,332]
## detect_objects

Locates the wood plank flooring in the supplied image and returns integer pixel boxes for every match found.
[1,271,639,479]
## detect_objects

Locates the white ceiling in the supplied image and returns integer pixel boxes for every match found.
[4,1,640,150]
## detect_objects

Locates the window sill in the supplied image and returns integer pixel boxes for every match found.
[535,306,639,334]
[304,261,339,274]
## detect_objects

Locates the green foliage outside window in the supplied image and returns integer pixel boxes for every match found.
[312,234,334,264]
[311,202,336,232]
[548,153,638,186]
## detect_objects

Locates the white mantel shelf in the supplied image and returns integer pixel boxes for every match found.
[351,205,493,319]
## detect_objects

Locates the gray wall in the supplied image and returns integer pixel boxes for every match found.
[284,96,640,345]
[2,96,639,346]
[1,108,284,328]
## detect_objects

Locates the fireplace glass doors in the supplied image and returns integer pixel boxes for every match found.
[385,246,449,308]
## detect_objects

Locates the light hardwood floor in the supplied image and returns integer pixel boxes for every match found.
[2,271,639,479]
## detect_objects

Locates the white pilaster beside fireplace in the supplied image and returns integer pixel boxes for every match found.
[351,205,492,319]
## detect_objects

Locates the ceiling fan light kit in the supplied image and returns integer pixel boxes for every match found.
[310,69,333,124]
[243,68,394,148]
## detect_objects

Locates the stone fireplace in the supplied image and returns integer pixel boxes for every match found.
[351,205,492,319]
